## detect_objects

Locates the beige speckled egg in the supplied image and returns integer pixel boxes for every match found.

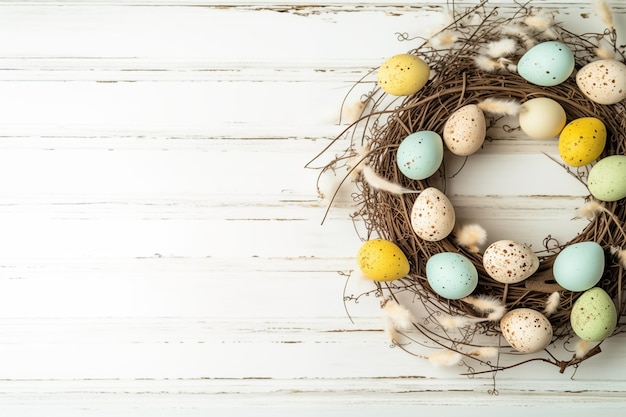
[410,187,455,242]
[443,104,486,156]
[482,240,540,284]
[500,308,553,354]
[576,59,626,105]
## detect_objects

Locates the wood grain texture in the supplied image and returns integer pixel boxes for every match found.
[0,1,625,414]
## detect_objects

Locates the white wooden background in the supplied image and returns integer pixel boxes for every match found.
[0,0,625,415]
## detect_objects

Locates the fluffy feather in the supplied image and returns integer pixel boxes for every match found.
[610,246,626,269]
[525,11,554,31]
[543,292,560,316]
[428,350,462,367]
[575,339,592,359]
[382,300,415,331]
[429,30,459,49]
[476,98,521,116]
[594,0,614,29]
[467,346,499,359]
[345,144,370,181]
[455,224,487,253]
[474,55,502,72]
[463,295,506,321]
[576,200,605,220]
[362,165,418,194]
[485,38,517,58]
[436,314,477,329]
[595,46,616,59]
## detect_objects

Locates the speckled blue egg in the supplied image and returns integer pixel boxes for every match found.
[517,41,575,86]
[396,131,443,180]
[426,252,478,300]
[553,242,605,292]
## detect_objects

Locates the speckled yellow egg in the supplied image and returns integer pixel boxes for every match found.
[377,54,430,96]
[571,287,617,342]
[500,308,553,353]
[576,59,626,105]
[410,187,455,242]
[357,238,410,282]
[442,104,486,155]
[482,240,540,284]
[558,117,606,167]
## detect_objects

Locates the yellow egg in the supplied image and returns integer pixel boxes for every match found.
[377,54,430,96]
[558,117,606,167]
[357,239,410,281]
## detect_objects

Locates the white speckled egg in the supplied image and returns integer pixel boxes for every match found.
[571,287,617,342]
[482,240,540,284]
[443,104,486,156]
[500,308,553,353]
[576,59,626,105]
[410,187,455,242]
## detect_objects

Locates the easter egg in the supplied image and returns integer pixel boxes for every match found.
[518,97,566,139]
[426,252,478,299]
[517,41,575,86]
[500,308,553,353]
[482,240,540,284]
[553,241,604,292]
[442,104,486,155]
[558,117,606,167]
[357,238,410,282]
[378,54,430,96]
[396,131,443,180]
[576,59,626,105]
[588,155,626,202]
[410,187,455,242]
[571,287,617,341]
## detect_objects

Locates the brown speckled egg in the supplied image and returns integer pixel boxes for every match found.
[410,187,455,242]
[500,308,553,353]
[443,104,486,156]
[576,59,626,105]
[482,240,539,284]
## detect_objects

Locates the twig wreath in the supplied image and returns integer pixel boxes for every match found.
[308,0,626,386]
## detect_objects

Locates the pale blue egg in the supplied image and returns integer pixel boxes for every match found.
[396,131,443,180]
[426,252,478,299]
[553,242,605,292]
[517,41,575,86]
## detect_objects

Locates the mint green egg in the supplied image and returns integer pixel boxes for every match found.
[571,287,617,342]
[588,155,626,202]
[517,41,575,86]
[396,131,443,180]
[553,242,604,292]
[426,252,477,300]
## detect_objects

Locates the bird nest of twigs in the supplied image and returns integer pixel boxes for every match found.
[308,0,626,381]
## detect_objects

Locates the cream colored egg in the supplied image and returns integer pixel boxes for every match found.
[410,187,455,242]
[576,59,626,105]
[482,240,539,284]
[443,104,486,155]
[500,308,553,354]
[518,97,566,139]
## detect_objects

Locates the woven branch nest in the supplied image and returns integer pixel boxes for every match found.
[312,1,626,377]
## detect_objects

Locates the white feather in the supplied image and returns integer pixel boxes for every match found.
[474,55,502,72]
[362,165,418,194]
[485,38,517,58]
[543,292,560,316]
[437,314,479,329]
[455,224,487,253]
[593,0,614,29]
[477,98,521,116]
[463,295,506,321]
[428,350,462,367]
[383,300,415,330]
[467,346,499,359]
[575,339,592,359]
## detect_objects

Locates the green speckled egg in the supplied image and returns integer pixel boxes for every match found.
[588,155,626,202]
[571,287,617,342]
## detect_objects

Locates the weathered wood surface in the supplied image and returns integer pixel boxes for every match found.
[0,1,625,414]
